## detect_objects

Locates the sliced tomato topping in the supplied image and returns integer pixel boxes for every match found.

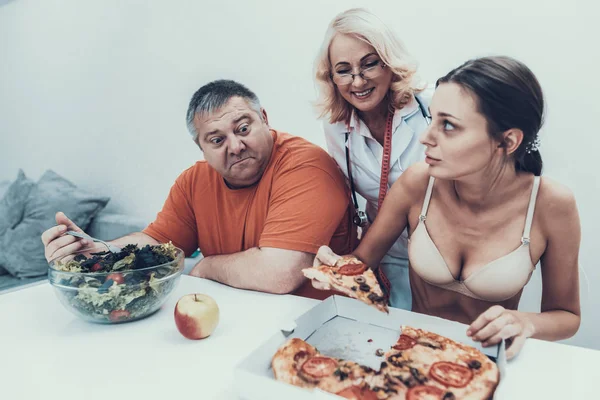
[300,356,337,378]
[336,385,378,400]
[337,262,367,276]
[429,361,473,388]
[392,334,417,350]
[407,385,445,400]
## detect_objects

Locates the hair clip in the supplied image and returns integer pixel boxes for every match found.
[525,136,541,154]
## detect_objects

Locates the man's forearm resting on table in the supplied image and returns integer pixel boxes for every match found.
[189,247,313,294]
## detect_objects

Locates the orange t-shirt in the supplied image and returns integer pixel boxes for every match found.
[143,130,356,299]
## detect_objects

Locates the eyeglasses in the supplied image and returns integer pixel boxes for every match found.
[331,60,386,86]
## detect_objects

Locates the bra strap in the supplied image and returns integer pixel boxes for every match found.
[419,176,436,222]
[521,176,541,245]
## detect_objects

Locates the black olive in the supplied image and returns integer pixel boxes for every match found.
[410,367,428,383]
[351,286,357,291]
[367,292,385,303]
[359,283,371,292]
[333,368,348,380]
[468,360,482,369]
[443,392,456,400]
[387,354,405,368]
[380,361,388,369]
[399,375,418,388]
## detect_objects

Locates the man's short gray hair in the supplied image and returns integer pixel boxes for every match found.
[186,79,263,142]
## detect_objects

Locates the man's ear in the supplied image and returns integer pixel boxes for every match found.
[498,128,524,156]
[193,132,203,151]
[261,108,269,126]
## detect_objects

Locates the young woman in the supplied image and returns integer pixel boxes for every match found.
[313,56,581,359]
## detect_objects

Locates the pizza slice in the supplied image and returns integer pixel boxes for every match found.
[271,338,320,389]
[271,338,374,396]
[383,326,500,399]
[302,255,389,313]
[272,326,500,400]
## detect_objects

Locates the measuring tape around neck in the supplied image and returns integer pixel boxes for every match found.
[377,109,395,210]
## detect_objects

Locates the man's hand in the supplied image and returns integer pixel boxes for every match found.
[41,212,93,262]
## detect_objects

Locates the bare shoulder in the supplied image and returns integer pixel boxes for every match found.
[390,161,431,201]
[538,176,578,214]
[537,176,579,230]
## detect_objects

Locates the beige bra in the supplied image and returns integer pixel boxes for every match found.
[408,176,540,302]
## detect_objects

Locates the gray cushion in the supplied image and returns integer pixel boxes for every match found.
[0,170,36,275]
[0,170,36,233]
[0,180,11,198]
[88,212,148,241]
[0,170,110,278]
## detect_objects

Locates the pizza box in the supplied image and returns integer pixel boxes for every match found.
[234,295,507,400]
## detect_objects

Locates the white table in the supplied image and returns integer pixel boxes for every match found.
[0,276,597,399]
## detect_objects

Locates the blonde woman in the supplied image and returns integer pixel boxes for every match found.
[314,8,432,309]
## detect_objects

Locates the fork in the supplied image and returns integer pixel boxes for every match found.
[66,231,122,253]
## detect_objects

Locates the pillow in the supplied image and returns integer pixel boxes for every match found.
[0,180,11,198]
[0,170,36,276]
[0,170,36,234]
[0,170,110,278]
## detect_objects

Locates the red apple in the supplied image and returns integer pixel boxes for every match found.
[174,293,220,340]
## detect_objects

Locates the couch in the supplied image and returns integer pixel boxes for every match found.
[0,175,200,294]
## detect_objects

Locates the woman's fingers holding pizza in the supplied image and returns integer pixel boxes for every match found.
[480,323,521,347]
[311,280,331,291]
[313,245,341,267]
[468,307,515,344]
[467,305,506,340]
[468,306,534,359]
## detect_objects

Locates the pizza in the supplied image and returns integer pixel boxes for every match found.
[271,326,500,399]
[271,338,382,398]
[302,255,388,313]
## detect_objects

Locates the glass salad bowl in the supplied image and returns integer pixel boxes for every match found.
[48,243,184,324]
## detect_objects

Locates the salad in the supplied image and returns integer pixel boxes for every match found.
[50,242,182,323]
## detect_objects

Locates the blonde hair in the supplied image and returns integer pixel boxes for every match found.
[314,8,423,124]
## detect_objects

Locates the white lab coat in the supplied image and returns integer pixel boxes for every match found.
[323,87,434,260]
[323,87,433,309]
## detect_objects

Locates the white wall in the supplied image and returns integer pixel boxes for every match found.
[1,0,598,349]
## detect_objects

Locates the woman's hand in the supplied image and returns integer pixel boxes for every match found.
[467,305,535,360]
[310,245,342,290]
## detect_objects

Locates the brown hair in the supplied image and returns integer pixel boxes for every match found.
[437,56,544,175]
